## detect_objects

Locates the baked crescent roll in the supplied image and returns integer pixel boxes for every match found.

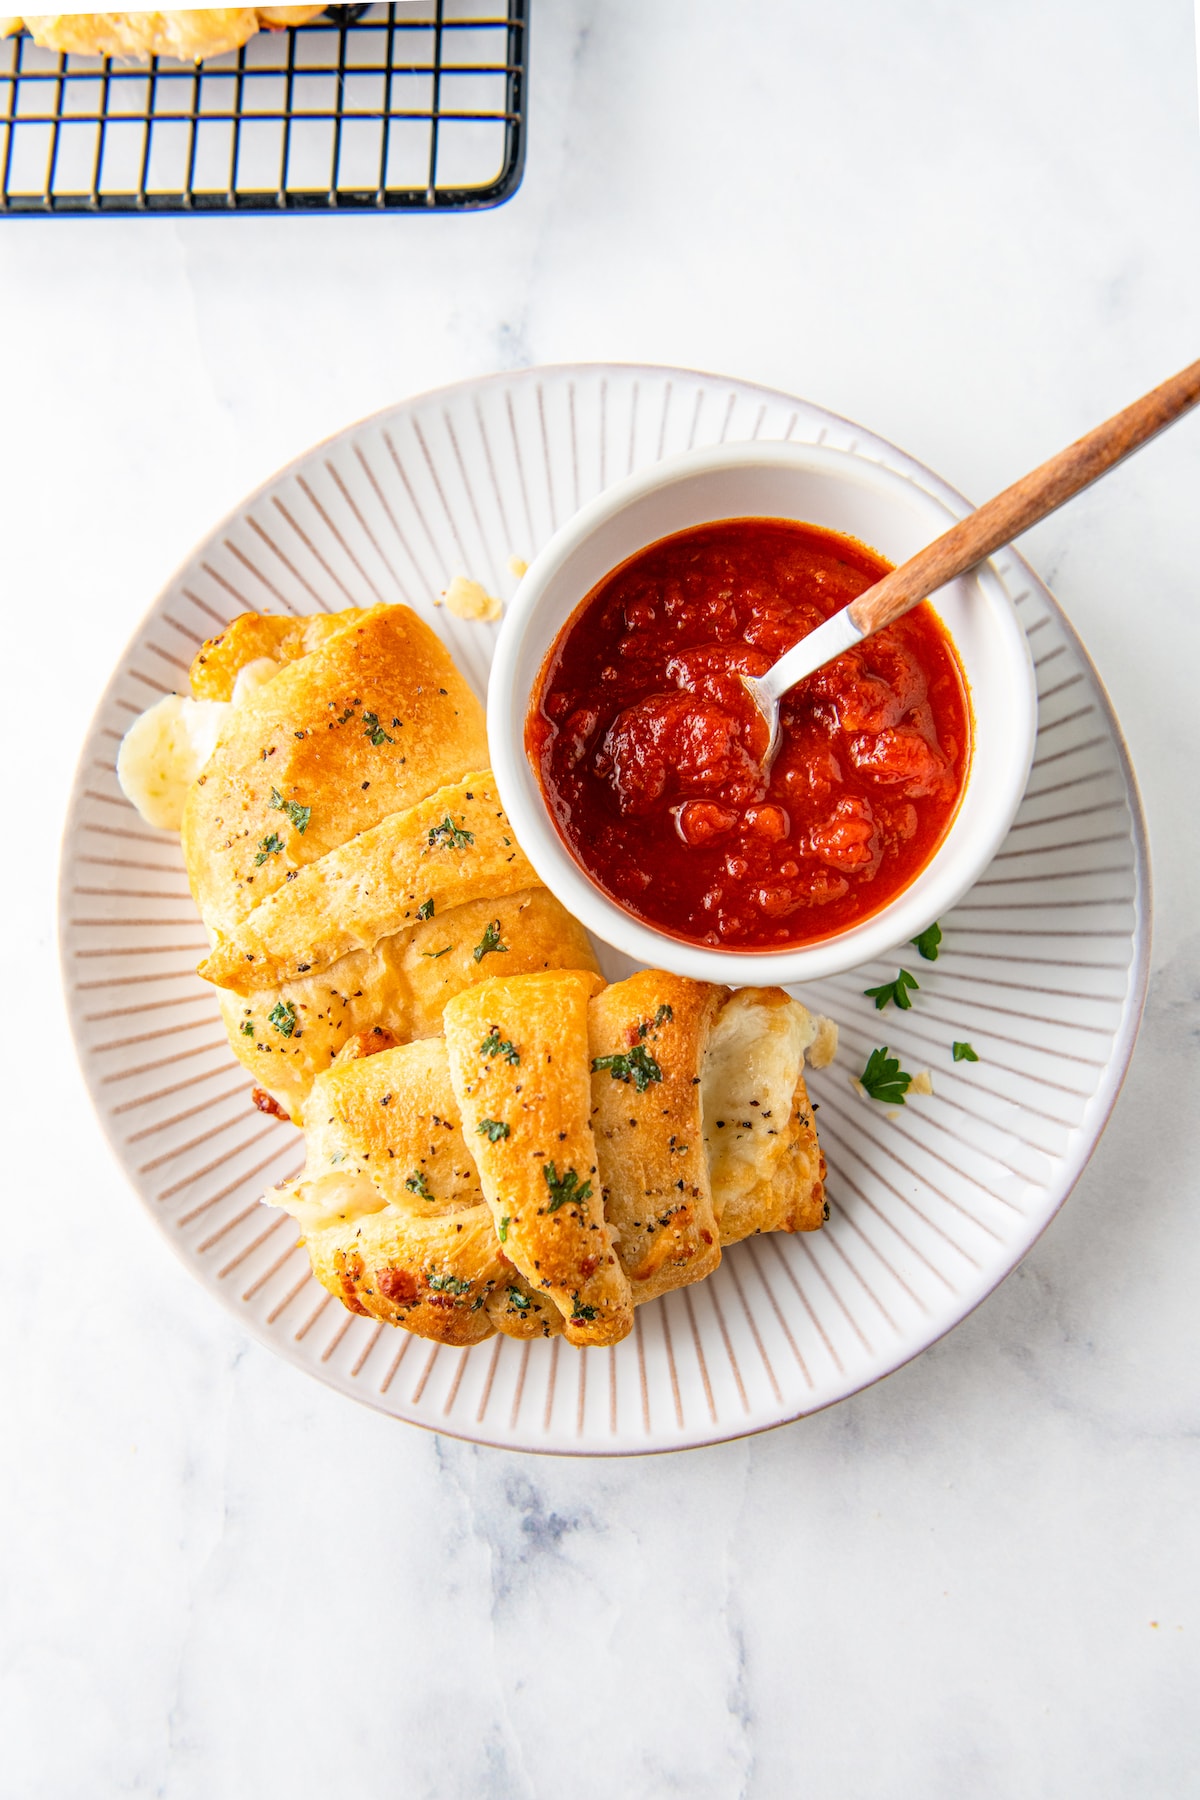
[270,969,836,1347]
[221,883,596,1124]
[117,604,600,1118]
[198,772,542,994]
[586,969,724,1299]
[286,1033,560,1348]
[181,606,489,937]
[3,8,324,63]
[444,969,633,1348]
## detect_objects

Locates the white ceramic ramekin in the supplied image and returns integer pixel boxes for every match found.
[487,441,1037,985]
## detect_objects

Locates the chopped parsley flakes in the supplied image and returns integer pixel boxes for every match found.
[254,832,285,866]
[858,1046,912,1105]
[417,898,435,921]
[591,1043,662,1092]
[267,1000,298,1038]
[499,1215,510,1242]
[362,711,395,747]
[636,1004,674,1038]
[480,1029,520,1064]
[427,1271,471,1295]
[405,1170,433,1199]
[268,788,311,834]
[543,1162,592,1212]
[952,1041,980,1062]
[240,1019,255,1037]
[473,920,508,963]
[506,1286,531,1311]
[911,922,942,962]
[571,1303,598,1322]
[428,815,475,850]
[477,1118,510,1142]
[864,968,919,1012]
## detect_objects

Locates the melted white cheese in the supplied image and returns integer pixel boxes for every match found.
[266,1169,388,1236]
[115,656,281,831]
[116,694,226,831]
[701,992,812,1210]
[231,656,283,704]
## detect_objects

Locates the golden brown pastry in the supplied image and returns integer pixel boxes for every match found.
[445,968,633,1348]
[270,969,835,1348]
[221,882,595,1124]
[117,604,600,1119]
[2,8,324,63]
[181,606,489,939]
[288,1032,558,1348]
[586,969,724,1302]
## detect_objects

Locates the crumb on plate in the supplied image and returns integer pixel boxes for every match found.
[438,575,503,622]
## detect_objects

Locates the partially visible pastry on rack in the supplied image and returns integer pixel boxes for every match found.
[117,604,599,1120]
[269,967,836,1348]
[2,9,324,62]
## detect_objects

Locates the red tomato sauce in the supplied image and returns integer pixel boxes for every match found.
[527,519,971,951]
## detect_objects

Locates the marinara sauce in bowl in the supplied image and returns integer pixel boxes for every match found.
[489,442,1036,986]
[527,519,970,952]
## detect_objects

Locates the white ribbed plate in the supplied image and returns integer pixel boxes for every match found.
[60,364,1150,1455]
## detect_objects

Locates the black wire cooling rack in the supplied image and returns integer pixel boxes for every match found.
[0,0,526,214]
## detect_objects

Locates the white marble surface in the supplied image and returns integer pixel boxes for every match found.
[2,1,1199,1793]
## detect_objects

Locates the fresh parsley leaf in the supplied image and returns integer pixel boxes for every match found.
[427,1271,470,1295]
[864,968,920,1012]
[571,1303,598,1322]
[858,1045,912,1105]
[477,1118,510,1142]
[428,815,474,850]
[473,920,508,963]
[240,1019,255,1037]
[362,710,395,747]
[591,1043,662,1092]
[480,1029,520,1064]
[416,898,435,921]
[267,1000,298,1038]
[498,1215,510,1243]
[952,1041,980,1062]
[268,788,311,833]
[421,946,452,959]
[254,832,285,866]
[543,1162,593,1212]
[405,1170,433,1199]
[912,922,942,962]
[506,1286,531,1311]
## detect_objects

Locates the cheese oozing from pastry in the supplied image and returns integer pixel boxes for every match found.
[700,991,833,1213]
[268,1169,388,1237]
[116,656,280,830]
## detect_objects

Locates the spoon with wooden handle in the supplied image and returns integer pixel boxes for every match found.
[742,356,1200,767]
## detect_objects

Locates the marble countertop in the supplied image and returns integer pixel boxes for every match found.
[2,1,1198,1793]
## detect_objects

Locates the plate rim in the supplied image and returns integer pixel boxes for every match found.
[57,360,1154,1455]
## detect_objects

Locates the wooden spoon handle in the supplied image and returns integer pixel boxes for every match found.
[847,356,1200,637]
